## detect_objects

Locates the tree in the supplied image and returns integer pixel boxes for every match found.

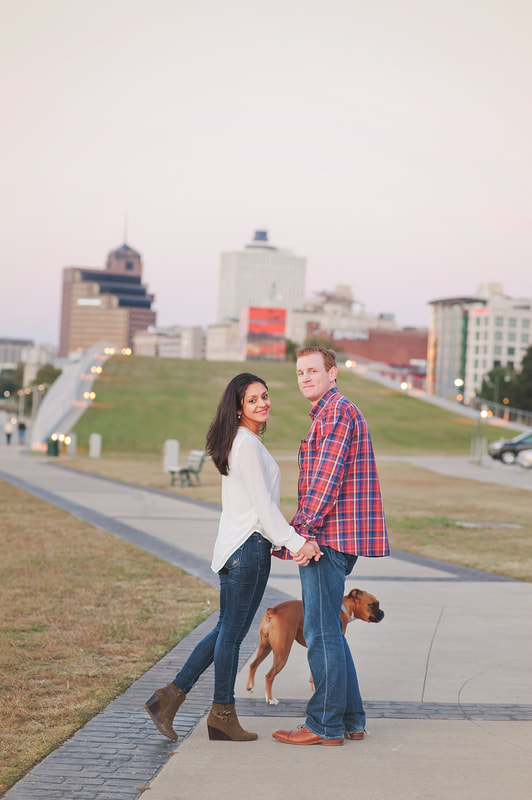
[513,346,532,411]
[12,363,24,391]
[479,365,516,405]
[32,364,62,387]
[304,335,342,354]
[0,364,23,398]
[285,339,298,362]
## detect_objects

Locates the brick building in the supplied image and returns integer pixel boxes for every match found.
[313,327,428,371]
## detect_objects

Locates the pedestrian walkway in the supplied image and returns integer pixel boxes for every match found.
[1,448,531,800]
[385,453,532,492]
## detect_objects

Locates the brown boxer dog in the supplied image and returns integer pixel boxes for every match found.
[246,588,384,705]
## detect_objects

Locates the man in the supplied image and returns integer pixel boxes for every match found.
[273,346,389,746]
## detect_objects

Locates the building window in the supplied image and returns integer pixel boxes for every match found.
[493,360,501,367]
[507,347,515,356]
[494,345,502,355]
[522,334,529,344]
[495,317,504,326]
[475,332,480,340]
[494,331,503,341]
[507,361,514,370]
[475,346,479,354]
[474,359,478,368]
[508,318,517,328]
[508,332,516,342]
[476,317,481,326]
[522,319,530,329]
[126,261,134,271]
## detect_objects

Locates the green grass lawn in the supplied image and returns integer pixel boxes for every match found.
[73,356,511,455]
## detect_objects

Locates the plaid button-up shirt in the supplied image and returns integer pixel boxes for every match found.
[287,387,389,558]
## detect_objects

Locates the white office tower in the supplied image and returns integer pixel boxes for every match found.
[217,230,306,322]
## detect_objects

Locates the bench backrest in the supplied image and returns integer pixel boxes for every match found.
[187,449,205,469]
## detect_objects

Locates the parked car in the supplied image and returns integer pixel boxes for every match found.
[488,431,532,464]
[517,449,532,469]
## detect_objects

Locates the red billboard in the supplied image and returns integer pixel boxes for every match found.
[240,307,287,361]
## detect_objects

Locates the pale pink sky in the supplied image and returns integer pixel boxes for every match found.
[1,0,531,346]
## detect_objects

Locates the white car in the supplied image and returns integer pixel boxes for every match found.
[516,449,532,469]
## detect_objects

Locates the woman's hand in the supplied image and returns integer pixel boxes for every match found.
[291,540,322,566]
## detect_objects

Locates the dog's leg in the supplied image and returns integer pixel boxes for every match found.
[264,648,294,705]
[246,639,272,695]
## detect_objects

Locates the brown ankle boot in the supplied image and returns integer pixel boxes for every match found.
[144,683,186,741]
[207,702,258,741]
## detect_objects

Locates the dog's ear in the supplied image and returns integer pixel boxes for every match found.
[349,588,362,599]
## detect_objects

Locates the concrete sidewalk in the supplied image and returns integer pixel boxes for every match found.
[1,446,531,800]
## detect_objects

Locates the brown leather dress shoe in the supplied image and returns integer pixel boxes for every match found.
[273,725,343,746]
[344,731,364,740]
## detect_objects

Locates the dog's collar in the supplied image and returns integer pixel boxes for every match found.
[342,604,355,622]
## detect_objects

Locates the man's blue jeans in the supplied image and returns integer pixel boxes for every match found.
[172,532,271,704]
[299,546,365,739]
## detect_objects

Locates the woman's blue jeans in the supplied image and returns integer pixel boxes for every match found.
[172,532,271,704]
[299,546,365,739]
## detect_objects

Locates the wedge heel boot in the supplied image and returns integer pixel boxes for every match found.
[206,703,258,741]
[144,683,186,741]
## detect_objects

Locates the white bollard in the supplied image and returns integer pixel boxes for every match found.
[67,433,77,455]
[89,433,102,458]
[163,439,179,472]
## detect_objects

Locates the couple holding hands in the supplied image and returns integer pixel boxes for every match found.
[145,346,389,746]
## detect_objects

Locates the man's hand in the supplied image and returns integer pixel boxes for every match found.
[291,540,323,566]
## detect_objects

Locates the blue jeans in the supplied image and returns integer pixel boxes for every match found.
[299,546,365,739]
[172,532,271,704]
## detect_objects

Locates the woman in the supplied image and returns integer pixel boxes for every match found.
[144,373,319,742]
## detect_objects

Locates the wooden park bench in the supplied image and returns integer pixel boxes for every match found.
[169,449,206,487]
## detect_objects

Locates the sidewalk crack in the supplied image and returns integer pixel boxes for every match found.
[421,605,445,702]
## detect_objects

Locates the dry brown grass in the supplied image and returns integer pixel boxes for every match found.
[377,460,532,581]
[0,479,218,795]
[62,451,223,506]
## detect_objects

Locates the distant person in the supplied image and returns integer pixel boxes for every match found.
[17,419,27,445]
[4,419,14,445]
[144,372,320,742]
[273,346,389,747]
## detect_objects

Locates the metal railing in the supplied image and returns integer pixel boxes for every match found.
[468,396,532,428]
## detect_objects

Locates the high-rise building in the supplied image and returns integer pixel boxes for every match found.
[217,230,306,322]
[426,295,482,398]
[464,284,531,401]
[426,283,532,400]
[59,244,156,357]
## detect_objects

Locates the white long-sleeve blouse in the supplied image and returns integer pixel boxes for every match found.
[211,427,306,572]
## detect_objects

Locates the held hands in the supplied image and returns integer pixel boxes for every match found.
[291,540,323,567]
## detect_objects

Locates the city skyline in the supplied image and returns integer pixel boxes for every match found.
[2,0,531,346]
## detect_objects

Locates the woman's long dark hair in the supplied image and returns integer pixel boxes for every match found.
[206,373,268,476]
